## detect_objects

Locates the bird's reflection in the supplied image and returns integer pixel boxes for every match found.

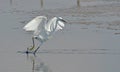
[10,0,13,6]
[27,55,51,72]
[40,0,44,8]
[77,0,80,7]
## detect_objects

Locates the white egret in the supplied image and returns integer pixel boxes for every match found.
[23,16,66,54]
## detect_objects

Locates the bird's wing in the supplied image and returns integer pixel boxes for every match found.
[23,16,44,32]
[45,17,65,35]
[45,17,57,32]
[55,20,65,31]
[33,16,48,36]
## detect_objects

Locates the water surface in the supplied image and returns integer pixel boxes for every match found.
[0,0,120,72]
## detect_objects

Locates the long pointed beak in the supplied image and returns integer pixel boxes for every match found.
[61,19,67,23]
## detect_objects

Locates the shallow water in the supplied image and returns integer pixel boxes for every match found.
[0,0,120,72]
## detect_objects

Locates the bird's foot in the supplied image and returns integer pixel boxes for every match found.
[25,50,29,55]
[33,50,37,56]
[25,50,32,54]
[29,45,35,51]
[26,48,34,54]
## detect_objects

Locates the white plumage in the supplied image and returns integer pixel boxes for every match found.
[23,16,66,54]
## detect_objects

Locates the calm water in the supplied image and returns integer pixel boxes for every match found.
[0,0,120,72]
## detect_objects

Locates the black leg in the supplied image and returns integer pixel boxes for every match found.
[33,43,43,54]
[32,37,35,48]
[33,45,40,54]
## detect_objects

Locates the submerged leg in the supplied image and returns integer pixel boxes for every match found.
[33,43,43,54]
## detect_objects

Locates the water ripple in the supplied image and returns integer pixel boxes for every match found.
[18,49,120,55]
